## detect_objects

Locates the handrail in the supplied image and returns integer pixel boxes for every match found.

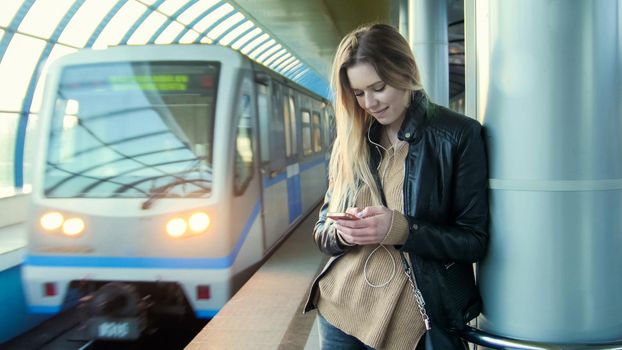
[459,326,622,350]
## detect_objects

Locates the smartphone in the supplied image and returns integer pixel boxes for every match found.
[327,212,358,220]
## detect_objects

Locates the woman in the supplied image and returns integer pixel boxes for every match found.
[304,24,489,349]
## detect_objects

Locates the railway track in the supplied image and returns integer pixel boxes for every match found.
[2,307,207,350]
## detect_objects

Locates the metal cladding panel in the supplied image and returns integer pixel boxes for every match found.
[477,0,622,343]
[481,2,621,181]
[480,190,622,341]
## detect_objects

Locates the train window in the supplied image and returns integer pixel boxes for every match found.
[43,61,218,198]
[301,110,312,156]
[324,110,335,149]
[268,83,286,173]
[234,93,255,195]
[283,97,292,156]
[312,112,322,153]
[286,95,297,157]
[257,84,270,163]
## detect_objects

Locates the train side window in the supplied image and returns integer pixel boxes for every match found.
[257,84,270,163]
[324,111,335,149]
[234,93,255,195]
[312,111,322,153]
[268,83,286,175]
[301,110,312,156]
[283,97,292,157]
[286,95,297,157]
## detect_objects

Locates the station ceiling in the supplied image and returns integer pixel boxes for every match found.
[233,0,466,99]
[233,0,393,81]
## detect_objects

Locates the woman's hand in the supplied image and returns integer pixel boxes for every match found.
[335,206,393,245]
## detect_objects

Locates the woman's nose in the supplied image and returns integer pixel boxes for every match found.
[364,93,377,109]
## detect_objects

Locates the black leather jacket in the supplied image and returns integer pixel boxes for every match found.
[305,92,489,349]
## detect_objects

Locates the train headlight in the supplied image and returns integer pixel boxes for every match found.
[40,212,64,231]
[166,218,187,238]
[62,218,85,236]
[189,212,210,233]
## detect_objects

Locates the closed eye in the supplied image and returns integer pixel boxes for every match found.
[373,84,386,92]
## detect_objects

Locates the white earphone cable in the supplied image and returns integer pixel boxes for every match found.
[363,244,396,288]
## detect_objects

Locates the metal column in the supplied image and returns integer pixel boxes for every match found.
[475,0,622,343]
[408,0,449,106]
[398,0,409,40]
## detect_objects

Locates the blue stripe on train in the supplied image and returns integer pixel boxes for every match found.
[25,201,261,269]
[28,306,61,314]
[30,301,219,320]
[287,175,302,223]
[299,156,325,172]
[262,171,287,188]
[262,156,326,189]
[195,308,220,319]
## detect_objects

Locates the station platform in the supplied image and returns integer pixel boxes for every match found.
[185,206,325,350]
[0,193,28,272]
[0,193,53,345]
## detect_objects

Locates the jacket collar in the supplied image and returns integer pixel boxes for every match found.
[397,90,428,143]
[367,90,429,145]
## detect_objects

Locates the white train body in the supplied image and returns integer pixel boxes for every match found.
[22,45,332,334]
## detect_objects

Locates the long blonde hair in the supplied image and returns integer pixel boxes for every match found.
[328,23,424,212]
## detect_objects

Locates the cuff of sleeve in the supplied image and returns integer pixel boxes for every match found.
[381,210,409,245]
[336,227,355,247]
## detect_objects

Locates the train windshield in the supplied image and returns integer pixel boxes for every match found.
[43,61,219,198]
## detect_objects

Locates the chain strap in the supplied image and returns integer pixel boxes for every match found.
[401,253,431,330]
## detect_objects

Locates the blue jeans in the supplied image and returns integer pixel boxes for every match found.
[317,313,376,350]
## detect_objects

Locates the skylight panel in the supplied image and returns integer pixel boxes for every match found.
[193,3,233,33]
[127,11,168,45]
[230,27,261,50]
[241,34,269,55]
[18,0,74,39]
[268,51,291,68]
[158,0,193,16]
[218,20,253,46]
[179,30,200,44]
[264,49,287,66]
[248,39,275,59]
[92,1,149,49]
[0,0,24,27]
[199,36,213,44]
[277,58,300,73]
[58,0,118,47]
[154,21,184,44]
[292,67,309,81]
[177,0,220,25]
[206,12,244,40]
[256,44,282,64]
[0,34,45,111]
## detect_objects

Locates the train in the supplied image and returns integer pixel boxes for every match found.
[22,44,334,340]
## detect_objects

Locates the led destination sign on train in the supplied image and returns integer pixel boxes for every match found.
[108,74,190,91]
[107,73,217,92]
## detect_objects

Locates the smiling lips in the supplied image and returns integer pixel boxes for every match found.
[369,106,389,115]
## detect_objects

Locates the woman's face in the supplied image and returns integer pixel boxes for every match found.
[346,62,410,130]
